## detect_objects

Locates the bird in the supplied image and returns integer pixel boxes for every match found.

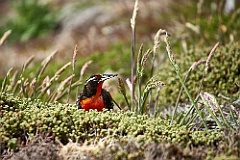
[76,74,118,111]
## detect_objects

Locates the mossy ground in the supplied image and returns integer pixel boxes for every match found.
[0,93,239,159]
[0,1,240,159]
[158,41,240,106]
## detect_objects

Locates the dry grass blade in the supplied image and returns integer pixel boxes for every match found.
[80,60,93,81]
[190,60,206,70]
[205,42,220,70]
[126,78,132,93]
[23,55,35,71]
[54,74,75,102]
[11,70,20,93]
[72,45,78,71]
[68,45,78,103]
[153,29,166,54]
[141,49,152,68]
[164,32,177,66]
[137,43,144,78]
[70,80,82,88]
[29,78,37,96]
[50,62,71,82]
[20,77,27,97]
[57,74,75,92]
[6,68,13,78]
[0,30,11,47]
[38,50,57,77]
[1,67,13,93]
[23,78,29,87]
[42,76,51,96]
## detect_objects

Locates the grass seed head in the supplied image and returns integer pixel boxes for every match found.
[0,30,11,46]
[72,45,78,71]
[130,0,139,30]
[118,77,126,95]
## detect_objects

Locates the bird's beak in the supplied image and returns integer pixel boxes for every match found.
[100,74,118,82]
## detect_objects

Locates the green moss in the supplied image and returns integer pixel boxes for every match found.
[0,93,222,149]
[1,93,239,159]
[158,42,240,105]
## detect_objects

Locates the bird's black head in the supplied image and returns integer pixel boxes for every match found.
[85,74,118,84]
[83,74,118,97]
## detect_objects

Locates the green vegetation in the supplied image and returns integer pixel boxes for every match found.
[159,41,240,105]
[0,0,58,42]
[0,0,240,159]
[0,93,220,146]
[1,93,239,160]
[0,50,81,104]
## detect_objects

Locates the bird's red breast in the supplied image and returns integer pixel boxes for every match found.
[80,95,106,111]
[77,74,117,111]
[80,81,106,111]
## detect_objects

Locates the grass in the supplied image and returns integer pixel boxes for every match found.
[0,93,239,159]
[127,0,166,115]
[0,44,83,104]
[0,0,240,159]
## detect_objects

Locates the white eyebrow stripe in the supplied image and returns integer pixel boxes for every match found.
[86,77,96,83]
[85,75,102,84]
